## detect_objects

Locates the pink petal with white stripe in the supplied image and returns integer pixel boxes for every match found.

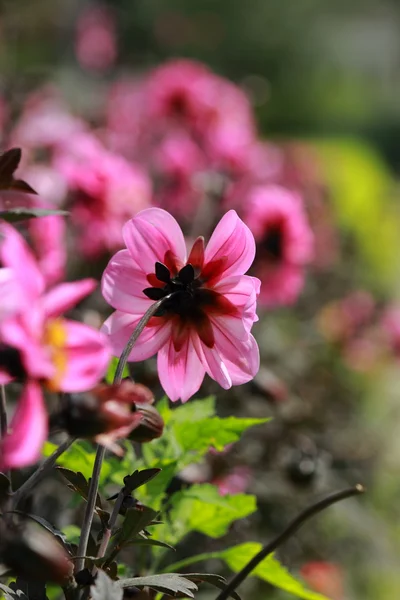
[43,279,97,319]
[157,334,206,402]
[102,311,172,361]
[123,208,186,273]
[204,210,255,280]
[102,249,153,314]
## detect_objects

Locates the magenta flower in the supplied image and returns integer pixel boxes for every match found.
[102,208,260,402]
[0,222,110,469]
[54,132,151,257]
[243,185,314,307]
[0,381,47,471]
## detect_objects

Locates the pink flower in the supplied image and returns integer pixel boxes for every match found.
[243,185,314,307]
[102,208,260,402]
[75,4,117,72]
[0,222,110,469]
[300,562,344,600]
[0,381,47,471]
[54,133,151,257]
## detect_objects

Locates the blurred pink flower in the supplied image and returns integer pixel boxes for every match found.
[54,132,151,257]
[0,381,47,471]
[243,185,314,307]
[381,306,400,357]
[102,208,260,402]
[75,4,117,72]
[10,88,86,152]
[300,562,344,600]
[0,223,110,468]
[212,465,251,496]
[318,291,376,345]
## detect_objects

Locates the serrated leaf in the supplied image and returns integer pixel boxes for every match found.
[184,573,241,600]
[168,484,256,541]
[114,505,158,546]
[57,468,108,525]
[90,570,123,600]
[125,538,175,551]
[0,583,28,599]
[221,543,328,600]
[105,356,130,385]
[123,468,161,493]
[0,208,68,222]
[9,578,47,600]
[118,573,198,597]
[170,396,216,423]
[174,415,270,458]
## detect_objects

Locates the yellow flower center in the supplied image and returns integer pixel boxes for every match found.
[44,319,68,392]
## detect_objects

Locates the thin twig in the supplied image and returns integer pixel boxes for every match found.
[0,384,11,485]
[215,484,365,600]
[75,444,106,575]
[11,437,75,508]
[114,295,174,383]
[76,296,174,578]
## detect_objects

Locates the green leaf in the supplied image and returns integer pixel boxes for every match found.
[221,543,328,600]
[0,208,68,222]
[162,484,257,544]
[169,396,216,422]
[111,505,158,548]
[174,416,269,458]
[118,573,198,597]
[90,570,123,600]
[122,468,161,493]
[105,356,130,385]
[125,538,174,551]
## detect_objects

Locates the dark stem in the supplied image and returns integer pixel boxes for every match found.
[215,484,364,600]
[11,437,75,508]
[76,296,174,578]
[0,385,10,485]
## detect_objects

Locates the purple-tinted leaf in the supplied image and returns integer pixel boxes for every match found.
[90,570,123,600]
[118,573,198,597]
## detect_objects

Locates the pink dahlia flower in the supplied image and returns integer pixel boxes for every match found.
[102,208,260,402]
[0,222,110,469]
[243,185,314,307]
[54,132,151,257]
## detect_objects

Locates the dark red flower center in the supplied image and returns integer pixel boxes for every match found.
[142,238,239,351]
[261,221,284,262]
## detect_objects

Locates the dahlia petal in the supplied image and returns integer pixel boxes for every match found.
[213,275,260,335]
[192,335,232,390]
[122,208,186,273]
[0,221,44,302]
[0,316,53,381]
[0,267,22,321]
[60,321,111,392]
[204,210,255,280]
[102,249,153,314]
[214,331,260,385]
[157,335,206,402]
[0,381,48,470]
[187,236,205,271]
[102,310,171,361]
[43,279,97,319]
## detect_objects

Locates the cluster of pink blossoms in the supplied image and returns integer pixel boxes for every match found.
[0,58,318,308]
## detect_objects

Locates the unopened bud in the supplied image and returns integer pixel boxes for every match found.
[128,403,164,443]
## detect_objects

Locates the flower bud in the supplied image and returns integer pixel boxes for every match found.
[0,521,73,584]
[128,402,164,443]
[54,380,159,451]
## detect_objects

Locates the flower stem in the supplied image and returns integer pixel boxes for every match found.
[11,437,75,508]
[0,385,10,486]
[215,484,365,600]
[76,296,174,577]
